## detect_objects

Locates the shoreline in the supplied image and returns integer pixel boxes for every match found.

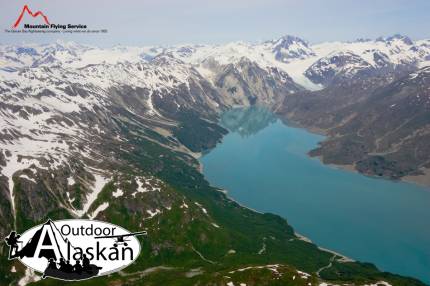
[213,187,264,215]
[214,184,356,263]
[198,159,357,265]
[294,232,355,262]
[403,168,430,188]
[210,181,357,263]
[278,114,430,189]
[315,154,430,189]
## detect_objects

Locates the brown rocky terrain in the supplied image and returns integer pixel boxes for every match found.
[277,67,430,184]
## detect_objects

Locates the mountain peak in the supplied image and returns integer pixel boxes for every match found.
[376,34,414,45]
[269,35,315,63]
[354,38,372,43]
[271,35,310,48]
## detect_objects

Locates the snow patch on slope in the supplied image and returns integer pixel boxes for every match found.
[88,202,109,219]
[74,172,110,217]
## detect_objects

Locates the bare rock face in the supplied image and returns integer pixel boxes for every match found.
[214,58,304,107]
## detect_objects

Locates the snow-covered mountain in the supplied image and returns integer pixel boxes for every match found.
[267,35,316,62]
[168,34,430,88]
[1,35,429,286]
[1,34,430,221]
[304,51,375,85]
[303,35,429,85]
[0,51,220,222]
[2,34,429,89]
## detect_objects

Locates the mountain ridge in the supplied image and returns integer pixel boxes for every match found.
[0,35,429,285]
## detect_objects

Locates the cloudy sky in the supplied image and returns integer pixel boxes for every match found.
[1,0,430,46]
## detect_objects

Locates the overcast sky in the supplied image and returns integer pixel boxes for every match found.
[1,0,430,47]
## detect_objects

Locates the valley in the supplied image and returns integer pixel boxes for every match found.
[0,34,429,285]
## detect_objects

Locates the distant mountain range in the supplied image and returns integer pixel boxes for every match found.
[0,35,429,285]
[2,34,429,86]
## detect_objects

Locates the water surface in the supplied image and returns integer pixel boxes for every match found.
[200,107,430,284]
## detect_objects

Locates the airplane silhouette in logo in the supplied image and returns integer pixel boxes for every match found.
[95,231,147,247]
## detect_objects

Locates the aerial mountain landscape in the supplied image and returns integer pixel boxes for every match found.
[1,31,430,286]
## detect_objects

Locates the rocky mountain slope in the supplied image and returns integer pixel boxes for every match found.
[0,36,429,285]
[277,65,430,182]
[279,66,430,180]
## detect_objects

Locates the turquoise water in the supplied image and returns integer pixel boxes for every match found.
[200,107,430,284]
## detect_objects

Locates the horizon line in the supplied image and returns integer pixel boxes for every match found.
[1,33,429,49]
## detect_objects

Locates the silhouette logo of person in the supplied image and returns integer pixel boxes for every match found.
[4,231,21,259]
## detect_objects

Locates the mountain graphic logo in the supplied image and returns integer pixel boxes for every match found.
[13,4,50,28]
